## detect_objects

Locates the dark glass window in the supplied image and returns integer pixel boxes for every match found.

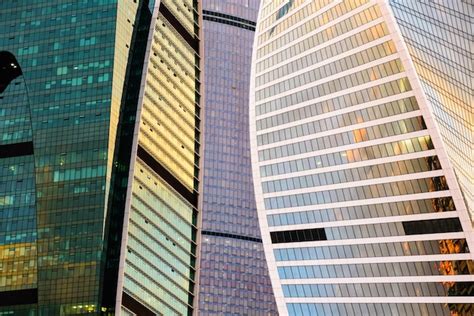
[271,228,327,243]
[402,218,462,235]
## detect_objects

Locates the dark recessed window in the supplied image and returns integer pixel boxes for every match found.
[402,218,462,235]
[271,228,327,244]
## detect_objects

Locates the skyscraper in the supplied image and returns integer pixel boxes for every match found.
[0,0,202,315]
[249,0,474,315]
[388,0,473,220]
[197,0,277,314]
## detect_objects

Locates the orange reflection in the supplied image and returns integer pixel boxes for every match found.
[0,242,37,290]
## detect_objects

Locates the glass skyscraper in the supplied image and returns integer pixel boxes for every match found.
[0,0,202,315]
[250,0,474,315]
[198,0,277,314]
[389,0,473,220]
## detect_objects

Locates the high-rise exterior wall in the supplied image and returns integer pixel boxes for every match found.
[0,0,202,315]
[198,0,277,314]
[249,1,474,315]
[0,1,134,313]
[116,1,203,314]
[389,0,473,220]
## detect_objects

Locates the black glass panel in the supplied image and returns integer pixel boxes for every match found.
[271,228,327,243]
[403,218,462,235]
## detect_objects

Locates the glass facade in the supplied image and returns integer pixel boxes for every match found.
[0,1,129,313]
[0,51,37,315]
[117,1,202,315]
[0,0,202,315]
[389,0,473,220]
[249,0,474,315]
[198,0,277,314]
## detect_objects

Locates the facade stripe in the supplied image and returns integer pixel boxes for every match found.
[137,144,197,206]
[159,4,199,51]
[201,230,262,243]
[203,10,256,30]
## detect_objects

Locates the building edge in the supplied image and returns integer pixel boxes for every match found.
[193,0,206,312]
[377,0,474,247]
[249,3,287,315]
[113,0,163,313]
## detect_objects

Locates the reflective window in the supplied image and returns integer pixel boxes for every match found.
[274,239,469,261]
[262,156,440,193]
[267,197,455,226]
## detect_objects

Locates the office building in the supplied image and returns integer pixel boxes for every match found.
[249,0,474,315]
[198,0,277,314]
[0,0,202,315]
[389,0,473,220]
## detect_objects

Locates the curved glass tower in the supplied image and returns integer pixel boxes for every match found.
[389,0,474,220]
[0,1,202,315]
[198,0,277,314]
[249,0,474,315]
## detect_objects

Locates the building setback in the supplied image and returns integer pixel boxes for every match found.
[197,0,277,314]
[249,0,474,315]
[0,0,202,315]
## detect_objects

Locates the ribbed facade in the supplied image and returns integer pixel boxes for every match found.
[389,0,473,220]
[115,1,203,315]
[198,0,277,314]
[0,0,202,315]
[249,1,474,315]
